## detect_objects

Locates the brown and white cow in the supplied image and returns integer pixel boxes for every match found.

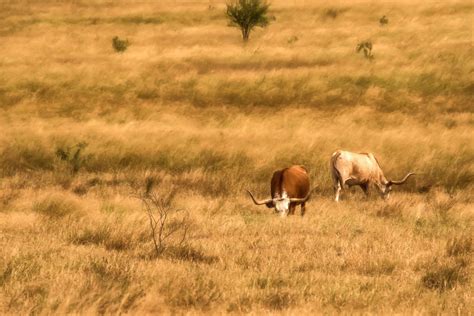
[331,150,415,201]
[247,165,311,217]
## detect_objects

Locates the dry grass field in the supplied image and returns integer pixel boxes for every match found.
[0,0,473,314]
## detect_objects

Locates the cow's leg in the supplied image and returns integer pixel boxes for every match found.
[334,182,342,202]
[360,183,369,197]
[300,202,306,216]
[289,204,296,215]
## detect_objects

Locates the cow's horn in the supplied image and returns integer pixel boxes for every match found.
[389,172,416,185]
[289,193,311,203]
[247,190,273,205]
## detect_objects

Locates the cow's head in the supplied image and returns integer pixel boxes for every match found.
[246,190,309,217]
[379,172,416,199]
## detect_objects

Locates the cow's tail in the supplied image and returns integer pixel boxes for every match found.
[330,151,344,189]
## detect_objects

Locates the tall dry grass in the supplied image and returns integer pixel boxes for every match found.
[0,0,473,314]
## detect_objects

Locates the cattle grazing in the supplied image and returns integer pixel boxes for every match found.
[247,165,311,217]
[331,150,415,201]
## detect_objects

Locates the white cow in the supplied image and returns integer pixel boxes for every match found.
[331,150,415,201]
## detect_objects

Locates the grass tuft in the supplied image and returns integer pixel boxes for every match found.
[32,194,80,219]
[446,235,472,257]
[375,200,404,218]
[421,259,468,292]
[165,245,218,264]
[161,274,222,310]
[263,290,294,310]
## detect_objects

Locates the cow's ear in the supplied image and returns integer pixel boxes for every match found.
[265,201,274,208]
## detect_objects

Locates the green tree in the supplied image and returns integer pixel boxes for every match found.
[226,0,271,42]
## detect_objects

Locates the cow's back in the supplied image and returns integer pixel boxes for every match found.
[335,150,381,183]
[276,165,310,199]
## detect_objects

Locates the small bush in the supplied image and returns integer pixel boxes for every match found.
[379,15,388,25]
[112,36,129,53]
[356,41,373,59]
[322,7,347,20]
[136,188,193,256]
[226,0,271,42]
[287,35,298,44]
[72,183,88,195]
[324,8,340,19]
[55,142,88,174]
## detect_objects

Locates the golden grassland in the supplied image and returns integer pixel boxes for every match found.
[0,0,473,314]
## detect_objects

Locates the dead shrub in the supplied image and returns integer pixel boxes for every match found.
[136,187,193,257]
